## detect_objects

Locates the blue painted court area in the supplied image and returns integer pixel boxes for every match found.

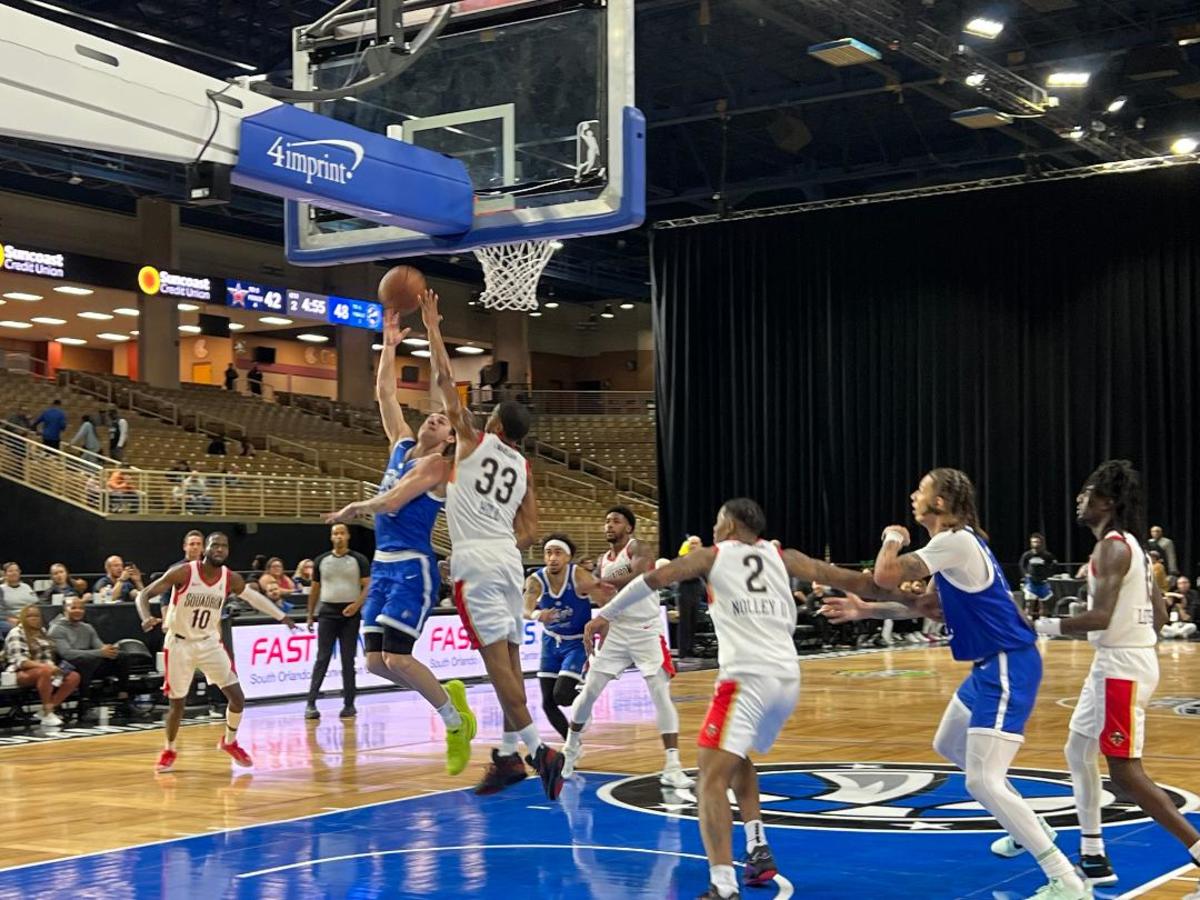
[2,764,1196,899]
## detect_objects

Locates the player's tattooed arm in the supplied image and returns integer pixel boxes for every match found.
[523,574,546,620]
[779,549,909,604]
[873,525,931,589]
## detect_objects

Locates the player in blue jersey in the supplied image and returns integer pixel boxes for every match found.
[522,533,605,740]
[325,308,476,777]
[822,468,1091,900]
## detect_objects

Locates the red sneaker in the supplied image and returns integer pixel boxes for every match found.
[218,737,253,767]
[155,749,177,773]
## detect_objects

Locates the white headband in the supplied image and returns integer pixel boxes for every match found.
[544,539,573,556]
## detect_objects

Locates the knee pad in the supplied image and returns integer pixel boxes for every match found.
[646,671,679,734]
[569,672,611,724]
[553,678,581,708]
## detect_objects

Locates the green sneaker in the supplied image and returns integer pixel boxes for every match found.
[444,679,476,776]
[1026,877,1092,900]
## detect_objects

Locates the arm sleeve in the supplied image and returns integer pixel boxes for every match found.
[914,531,975,576]
[311,552,328,585]
[238,586,287,622]
[354,552,371,579]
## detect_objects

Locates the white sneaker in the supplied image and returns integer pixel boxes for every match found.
[40,712,63,727]
[562,742,583,779]
[990,816,1058,858]
[1025,876,1092,899]
[660,764,695,789]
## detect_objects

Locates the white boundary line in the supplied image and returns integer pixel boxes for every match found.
[1115,862,1199,899]
[234,842,795,899]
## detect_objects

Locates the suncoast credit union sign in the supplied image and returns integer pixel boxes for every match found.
[137,265,217,301]
[0,242,66,278]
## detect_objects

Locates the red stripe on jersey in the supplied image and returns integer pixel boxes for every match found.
[453,581,482,650]
[660,635,676,679]
[698,680,738,750]
[1100,678,1136,758]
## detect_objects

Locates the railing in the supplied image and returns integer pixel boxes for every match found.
[264,434,322,470]
[0,351,50,379]
[471,387,655,417]
[0,422,106,514]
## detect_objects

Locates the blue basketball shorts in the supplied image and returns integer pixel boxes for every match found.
[955,643,1043,742]
[538,633,587,682]
[362,553,438,651]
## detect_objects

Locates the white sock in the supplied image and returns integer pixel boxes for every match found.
[1190,838,1200,865]
[1036,847,1083,889]
[499,731,519,756]
[1080,834,1105,856]
[709,864,738,897]
[744,819,765,853]
[225,709,243,743]
[517,723,543,756]
[165,739,176,751]
[435,697,463,730]
[565,728,583,750]
[665,747,681,768]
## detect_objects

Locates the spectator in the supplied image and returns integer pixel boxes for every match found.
[32,398,67,450]
[173,530,205,568]
[248,364,263,396]
[206,434,228,455]
[675,534,705,657]
[221,461,244,488]
[107,467,140,512]
[804,582,855,648]
[248,555,269,590]
[41,563,92,604]
[92,555,143,603]
[48,596,133,721]
[1147,525,1179,577]
[6,404,31,431]
[1018,532,1058,618]
[1161,589,1196,640]
[266,557,296,593]
[262,578,289,610]
[84,472,102,507]
[1,562,38,632]
[5,604,80,727]
[69,413,103,463]
[108,408,129,462]
[293,559,315,590]
[174,468,213,514]
[1148,550,1170,595]
[224,363,238,391]
[239,440,256,458]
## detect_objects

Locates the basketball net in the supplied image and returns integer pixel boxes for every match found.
[472,240,557,312]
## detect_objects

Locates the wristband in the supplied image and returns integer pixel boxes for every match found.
[882,530,905,547]
[1035,617,1062,637]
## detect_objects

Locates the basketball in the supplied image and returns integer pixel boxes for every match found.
[378,265,427,316]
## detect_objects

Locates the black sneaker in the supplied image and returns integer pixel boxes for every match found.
[1080,854,1119,885]
[474,749,528,796]
[743,844,778,886]
[339,705,356,719]
[697,886,740,899]
[528,744,566,800]
[304,703,320,720]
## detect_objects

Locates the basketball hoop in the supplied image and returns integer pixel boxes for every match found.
[472,240,558,311]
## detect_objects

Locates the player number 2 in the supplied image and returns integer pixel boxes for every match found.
[475,457,518,504]
[191,609,211,630]
[743,554,767,593]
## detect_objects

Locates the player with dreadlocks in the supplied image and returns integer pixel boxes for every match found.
[1024,461,1200,886]
[821,468,1091,900]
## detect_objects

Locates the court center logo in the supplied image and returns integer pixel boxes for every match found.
[600,762,1198,832]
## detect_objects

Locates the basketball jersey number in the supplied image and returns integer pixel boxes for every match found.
[743,554,768,593]
[475,456,518,504]
[191,608,212,631]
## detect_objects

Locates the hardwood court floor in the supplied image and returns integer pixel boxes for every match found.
[0,639,1196,898]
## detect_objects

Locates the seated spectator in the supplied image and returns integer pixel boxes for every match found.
[206,434,228,456]
[93,555,143,603]
[239,440,256,458]
[166,459,190,484]
[6,404,32,432]
[84,473,102,506]
[107,467,140,512]
[266,557,296,593]
[262,578,291,612]
[1162,576,1198,640]
[48,596,133,721]
[173,468,213,514]
[1,562,38,633]
[5,604,80,727]
[292,559,314,590]
[41,563,92,604]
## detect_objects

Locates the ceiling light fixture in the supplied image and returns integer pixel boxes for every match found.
[259,316,293,325]
[619,302,636,310]
[965,72,987,88]
[31,316,66,325]
[55,337,87,345]
[112,307,140,316]
[456,345,485,355]
[529,311,543,317]
[54,285,94,296]
[1106,96,1127,114]
[177,302,200,312]
[1046,72,1090,88]
[543,301,559,309]
[227,322,245,331]
[371,343,384,351]
[77,311,114,320]
[600,304,615,319]
[178,324,201,333]
[963,17,1004,39]
[97,332,131,342]
[297,333,329,343]
[2,292,42,302]
[1170,136,1198,155]
[549,240,564,250]
[402,337,430,347]
[411,349,432,358]
[0,321,33,329]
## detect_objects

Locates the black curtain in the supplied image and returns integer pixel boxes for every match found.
[652,167,1200,571]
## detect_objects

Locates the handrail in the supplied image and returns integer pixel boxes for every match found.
[471,386,655,417]
[1,351,50,379]
[0,421,106,514]
[326,458,385,481]
[265,434,322,469]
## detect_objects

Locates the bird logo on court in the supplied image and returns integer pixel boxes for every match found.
[603,762,1197,832]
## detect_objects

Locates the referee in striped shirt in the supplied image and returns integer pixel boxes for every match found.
[305,524,370,720]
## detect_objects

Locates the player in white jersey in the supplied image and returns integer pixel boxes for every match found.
[1025,461,1200,885]
[586,498,903,900]
[561,506,691,788]
[137,532,295,774]
[419,289,566,800]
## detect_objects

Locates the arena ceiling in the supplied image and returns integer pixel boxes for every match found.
[1,0,1198,299]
